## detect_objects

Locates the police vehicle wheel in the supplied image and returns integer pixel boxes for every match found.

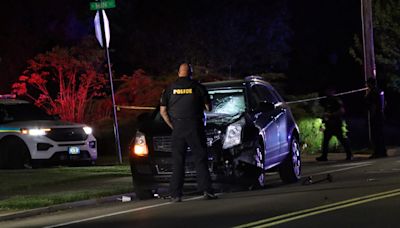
[279,136,301,183]
[1,137,31,169]
[0,143,7,169]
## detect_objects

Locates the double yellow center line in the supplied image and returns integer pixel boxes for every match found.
[235,188,400,228]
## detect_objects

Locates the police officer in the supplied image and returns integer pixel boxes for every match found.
[316,89,352,161]
[365,77,387,158]
[160,63,217,202]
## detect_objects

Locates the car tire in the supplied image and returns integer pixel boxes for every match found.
[0,137,31,169]
[132,178,154,200]
[0,143,7,169]
[279,136,301,183]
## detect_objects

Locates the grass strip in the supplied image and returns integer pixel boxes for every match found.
[0,185,133,210]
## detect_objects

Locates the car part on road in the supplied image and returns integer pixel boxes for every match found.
[302,173,333,185]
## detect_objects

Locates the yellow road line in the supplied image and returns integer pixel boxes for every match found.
[235,188,400,228]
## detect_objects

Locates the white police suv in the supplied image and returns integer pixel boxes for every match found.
[0,95,97,169]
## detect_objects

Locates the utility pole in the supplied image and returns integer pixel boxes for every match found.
[360,0,376,142]
[361,0,376,80]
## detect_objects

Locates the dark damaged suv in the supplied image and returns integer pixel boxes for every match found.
[129,76,301,198]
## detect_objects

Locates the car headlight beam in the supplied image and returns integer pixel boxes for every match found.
[21,128,51,136]
[83,126,93,135]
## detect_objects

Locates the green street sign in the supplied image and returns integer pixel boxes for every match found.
[90,0,116,10]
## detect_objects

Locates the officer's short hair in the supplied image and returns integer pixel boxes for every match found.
[178,63,193,77]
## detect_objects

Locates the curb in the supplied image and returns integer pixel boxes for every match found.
[0,192,136,222]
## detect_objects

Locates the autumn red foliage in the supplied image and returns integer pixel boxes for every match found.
[12,39,107,123]
[91,69,167,119]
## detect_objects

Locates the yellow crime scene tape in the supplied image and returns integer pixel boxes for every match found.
[115,87,368,110]
[116,105,156,111]
[285,87,368,104]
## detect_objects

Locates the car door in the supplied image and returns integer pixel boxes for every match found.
[269,87,289,160]
[249,83,281,168]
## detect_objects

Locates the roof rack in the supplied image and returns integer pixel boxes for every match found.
[0,94,16,99]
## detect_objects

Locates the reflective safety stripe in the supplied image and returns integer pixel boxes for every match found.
[0,127,20,133]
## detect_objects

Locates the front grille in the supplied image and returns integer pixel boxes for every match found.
[46,128,88,142]
[153,136,172,152]
[156,163,197,174]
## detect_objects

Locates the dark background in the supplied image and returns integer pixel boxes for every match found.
[0,0,363,95]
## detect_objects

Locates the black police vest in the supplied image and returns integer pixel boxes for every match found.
[168,78,204,119]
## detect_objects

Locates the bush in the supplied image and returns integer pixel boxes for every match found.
[287,94,342,154]
[297,118,339,154]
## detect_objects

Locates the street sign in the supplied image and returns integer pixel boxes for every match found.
[94,10,110,48]
[91,3,122,164]
[90,0,116,11]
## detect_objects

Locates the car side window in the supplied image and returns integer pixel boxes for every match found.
[251,84,278,104]
[270,88,284,102]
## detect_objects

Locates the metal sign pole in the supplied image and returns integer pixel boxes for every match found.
[105,42,123,164]
[96,5,122,164]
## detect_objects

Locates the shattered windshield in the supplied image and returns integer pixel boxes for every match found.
[206,89,246,118]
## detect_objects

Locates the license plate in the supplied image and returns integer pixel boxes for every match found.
[68,147,80,155]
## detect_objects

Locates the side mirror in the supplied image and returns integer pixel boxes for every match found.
[256,101,275,112]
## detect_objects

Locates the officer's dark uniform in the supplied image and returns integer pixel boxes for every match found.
[317,95,352,161]
[160,77,212,198]
[365,83,387,158]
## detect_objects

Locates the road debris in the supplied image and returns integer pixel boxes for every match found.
[302,174,333,185]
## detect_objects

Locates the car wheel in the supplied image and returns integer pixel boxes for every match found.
[132,178,155,200]
[1,137,31,169]
[0,142,8,169]
[279,136,301,183]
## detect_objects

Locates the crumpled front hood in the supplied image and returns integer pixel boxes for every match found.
[206,112,243,126]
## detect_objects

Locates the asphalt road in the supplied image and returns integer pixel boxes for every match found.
[2,155,400,228]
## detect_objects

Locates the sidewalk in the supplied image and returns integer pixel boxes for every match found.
[301,147,400,163]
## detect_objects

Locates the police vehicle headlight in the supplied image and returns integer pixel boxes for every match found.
[21,128,51,136]
[83,126,93,135]
[223,118,245,149]
[131,131,149,157]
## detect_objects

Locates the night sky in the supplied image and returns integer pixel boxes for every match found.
[0,0,362,95]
